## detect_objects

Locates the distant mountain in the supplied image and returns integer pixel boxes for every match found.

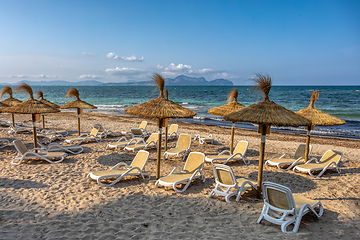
[3,75,233,86]
[104,75,233,86]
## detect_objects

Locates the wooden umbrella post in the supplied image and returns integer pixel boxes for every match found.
[305,125,313,163]
[230,122,235,154]
[32,114,38,150]
[156,118,163,180]
[42,114,45,130]
[164,120,168,151]
[77,108,81,136]
[257,124,268,198]
[12,113,15,126]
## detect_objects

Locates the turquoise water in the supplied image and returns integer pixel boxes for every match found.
[3,85,360,139]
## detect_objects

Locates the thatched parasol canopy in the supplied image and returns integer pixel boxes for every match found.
[1,86,23,125]
[3,84,60,149]
[60,88,97,135]
[125,73,196,179]
[60,88,97,110]
[208,88,245,153]
[296,90,345,162]
[36,90,60,129]
[224,74,311,197]
[0,102,9,111]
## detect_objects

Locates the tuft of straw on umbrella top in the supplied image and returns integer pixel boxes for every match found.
[36,91,60,109]
[1,86,22,106]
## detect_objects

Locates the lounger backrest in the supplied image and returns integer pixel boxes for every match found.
[146,133,159,143]
[139,121,147,131]
[319,150,342,165]
[13,140,29,155]
[130,150,150,170]
[234,141,248,155]
[94,124,104,133]
[131,128,143,136]
[213,164,237,186]
[168,124,178,134]
[263,182,295,211]
[293,144,311,159]
[177,134,191,150]
[90,126,100,136]
[184,152,205,173]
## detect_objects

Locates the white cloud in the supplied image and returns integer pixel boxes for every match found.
[81,52,96,56]
[8,74,49,79]
[106,53,144,62]
[105,67,145,76]
[78,74,101,79]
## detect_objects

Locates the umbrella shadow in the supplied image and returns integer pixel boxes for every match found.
[96,152,135,166]
[248,170,317,193]
[0,177,48,189]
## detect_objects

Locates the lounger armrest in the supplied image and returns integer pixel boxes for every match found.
[306,157,319,164]
[110,162,129,169]
[129,138,144,145]
[168,132,177,138]
[116,136,128,142]
[169,166,182,175]
[30,148,48,153]
[79,133,88,137]
[145,141,156,147]
[219,150,231,155]
[279,153,291,159]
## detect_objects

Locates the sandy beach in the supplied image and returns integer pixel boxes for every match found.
[1,111,359,239]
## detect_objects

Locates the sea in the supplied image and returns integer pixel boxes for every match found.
[5,85,360,140]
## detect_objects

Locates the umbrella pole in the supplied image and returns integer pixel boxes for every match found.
[305,125,312,163]
[257,124,267,198]
[156,119,163,180]
[42,114,45,130]
[77,108,81,136]
[230,122,235,154]
[165,125,168,151]
[32,114,38,150]
[12,113,15,126]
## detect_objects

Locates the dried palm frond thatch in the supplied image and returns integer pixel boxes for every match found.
[296,90,345,126]
[208,88,245,117]
[1,86,22,106]
[60,88,97,109]
[36,91,60,109]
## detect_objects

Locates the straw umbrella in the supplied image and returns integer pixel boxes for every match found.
[36,90,60,130]
[60,88,97,135]
[208,88,245,153]
[125,73,196,179]
[224,74,311,197]
[2,84,60,149]
[1,86,23,126]
[296,90,345,162]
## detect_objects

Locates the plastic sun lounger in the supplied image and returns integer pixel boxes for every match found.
[162,124,179,140]
[293,150,343,177]
[0,138,10,148]
[8,123,33,135]
[209,164,257,203]
[155,152,205,193]
[65,125,102,145]
[194,134,214,144]
[164,134,191,161]
[205,140,250,165]
[265,144,312,171]
[124,133,159,153]
[257,181,323,233]
[87,150,150,187]
[38,141,83,155]
[122,121,148,138]
[106,137,144,151]
[95,124,121,138]
[12,140,67,165]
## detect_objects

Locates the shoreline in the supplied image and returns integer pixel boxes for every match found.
[1,111,359,239]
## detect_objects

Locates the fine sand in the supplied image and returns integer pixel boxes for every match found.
[1,111,359,239]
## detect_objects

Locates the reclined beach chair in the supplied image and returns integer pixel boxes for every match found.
[37,133,62,145]
[96,124,121,138]
[155,152,205,193]
[8,123,33,135]
[12,140,67,165]
[205,140,250,165]
[0,138,9,148]
[194,133,214,144]
[123,121,148,138]
[164,134,191,161]
[107,137,144,151]
[257,181,323,233]
[87,150,150,187]
[293,150,343,177]
[38,141,83,155]
[163,124,179,140]
[265,144,312,171]
[124,133,159,153]
[209,164,257,203]
[65,125,102,145]
[39,129,68,138]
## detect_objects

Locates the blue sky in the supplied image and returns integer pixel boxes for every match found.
[0,0,359,85]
